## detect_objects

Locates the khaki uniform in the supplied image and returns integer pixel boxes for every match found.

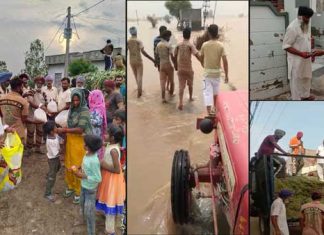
[128,36,144,95]
[0,92,29,141]
[26,91,46,150]
[301,201,324,235]
[156,40,174,96]
[175,40,198,90]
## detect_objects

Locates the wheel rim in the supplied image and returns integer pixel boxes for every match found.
[171,149,191,224]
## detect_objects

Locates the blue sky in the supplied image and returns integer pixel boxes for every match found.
[250,101,324,155]
[0,0,125,73]
[127,1,248,19]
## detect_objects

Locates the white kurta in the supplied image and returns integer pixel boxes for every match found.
[282,18,312,100]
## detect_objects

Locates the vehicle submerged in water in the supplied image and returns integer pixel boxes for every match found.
[171,90,248,235]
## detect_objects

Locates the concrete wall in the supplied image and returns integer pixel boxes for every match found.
[250,2,290,99]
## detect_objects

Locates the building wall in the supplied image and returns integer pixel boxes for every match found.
[250,3,289,99]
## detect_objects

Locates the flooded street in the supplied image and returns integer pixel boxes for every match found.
[127,16,248,234]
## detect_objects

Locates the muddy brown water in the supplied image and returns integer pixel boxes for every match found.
[127,17,248,234]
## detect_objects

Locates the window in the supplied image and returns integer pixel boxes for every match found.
[54,73,62,88]
[296,0,310,8]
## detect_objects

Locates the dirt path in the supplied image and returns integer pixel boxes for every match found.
[0,149,106,235]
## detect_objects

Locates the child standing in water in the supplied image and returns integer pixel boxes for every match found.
[74,134,102,235]
[96,124,125,235]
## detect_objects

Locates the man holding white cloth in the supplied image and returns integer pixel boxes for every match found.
[282,6,314,101]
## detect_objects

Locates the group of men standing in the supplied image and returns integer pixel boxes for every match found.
[127,23,228,115]
[256,129,324,235]
[0,73,86,156]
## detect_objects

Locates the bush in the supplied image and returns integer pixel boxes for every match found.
[77,69,126,90]
[68,58,98,76]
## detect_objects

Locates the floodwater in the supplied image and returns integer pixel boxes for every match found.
[127,16,248,234]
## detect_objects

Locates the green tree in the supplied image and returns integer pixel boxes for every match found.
[0,61,8,72]
[165,0,191,21]
[68,58,98,76]
[24,39,48,79]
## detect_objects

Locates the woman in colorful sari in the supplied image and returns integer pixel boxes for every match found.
[88,89,107,159]
[57,89,92,204]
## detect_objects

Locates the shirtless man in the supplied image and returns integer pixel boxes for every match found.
[174,27,200,110]
[155,30,176,103]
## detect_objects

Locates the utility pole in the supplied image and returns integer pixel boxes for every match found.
[64,6,72,77]
[202,0,210,29]
[213,1,217,24]
[136,10,139,25]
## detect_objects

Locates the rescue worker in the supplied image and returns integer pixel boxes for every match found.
[127,26,155,98]
[282,6,314,100]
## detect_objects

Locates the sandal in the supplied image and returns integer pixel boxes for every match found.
[45,194,56,202]
[63,189,74,198]
[73,195,80,204]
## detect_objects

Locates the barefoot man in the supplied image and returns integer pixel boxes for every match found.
[174,27,200,110]
[155,30,176,103]
[200,24,228,115]
[127,26,155,98]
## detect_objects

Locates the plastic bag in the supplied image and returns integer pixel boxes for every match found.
[34,108,47,123]
[47,100,58,113]
[0,118,4,136]
[0,132,23,192]
[55,110,69,127]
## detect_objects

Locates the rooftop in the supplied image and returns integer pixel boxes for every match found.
[45,48,123,66]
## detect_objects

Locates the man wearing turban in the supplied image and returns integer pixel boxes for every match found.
[0,72,12,98]
[127,26,155,98]
[25,76,47,154]
[282,6,316,100]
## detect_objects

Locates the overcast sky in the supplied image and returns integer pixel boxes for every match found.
[127,1,248,19]
[0,0,125,74]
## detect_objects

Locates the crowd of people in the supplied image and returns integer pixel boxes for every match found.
[128,23,229,115]
[255,130,324,235]
[0,71,126,235]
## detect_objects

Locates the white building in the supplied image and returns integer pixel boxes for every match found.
[45,48,123,87]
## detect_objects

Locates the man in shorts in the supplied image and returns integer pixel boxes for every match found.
[155,30,176,103]
[200,24,228,115]
[174,27,199,110]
